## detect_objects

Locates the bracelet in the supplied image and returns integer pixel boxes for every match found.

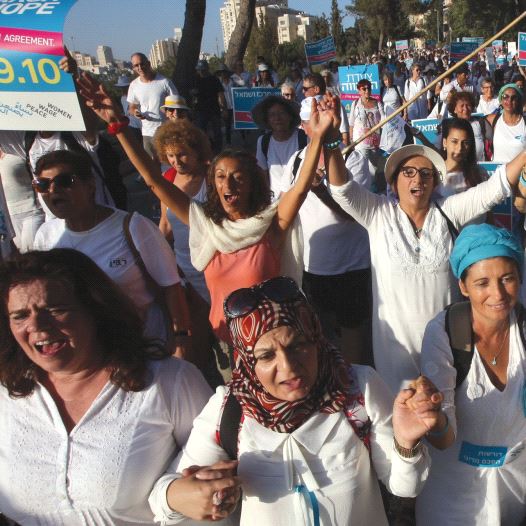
[324,138,341,150]
[393,437,422,458]
[107,117,129,135]
[520,171,526,187]
[173,329,190,337]
[427,413,449,438]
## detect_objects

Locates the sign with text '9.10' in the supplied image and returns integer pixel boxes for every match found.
[0,0,84,130]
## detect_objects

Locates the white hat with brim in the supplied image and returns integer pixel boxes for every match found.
[384,144,446,185]
[115,75,130,87]
[161,95,190,111]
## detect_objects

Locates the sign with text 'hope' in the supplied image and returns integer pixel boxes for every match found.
[0,0,84,130]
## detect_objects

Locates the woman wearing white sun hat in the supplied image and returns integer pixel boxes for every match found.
[326,143,526,394]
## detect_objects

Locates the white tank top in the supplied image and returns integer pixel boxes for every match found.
[493,115,526,163]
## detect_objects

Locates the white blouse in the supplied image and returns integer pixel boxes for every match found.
[0,358,212,525]
[417,310,526,525]
[150,365,431,526]
[329,167,511,394]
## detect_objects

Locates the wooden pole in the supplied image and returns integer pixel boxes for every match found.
[342,10,526,155]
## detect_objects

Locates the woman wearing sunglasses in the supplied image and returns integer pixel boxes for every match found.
[31,150,191,358]
[150,276,442,525]
[486,83,526,163]
[327,143,526,396]
[78,74,341,347]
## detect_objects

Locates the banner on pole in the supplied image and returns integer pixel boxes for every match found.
[479,162,511,230]
[232,87,280,130]
[395,40,409,51]
[305,36,336,66]
[338,64,380,112]
[0,0,84,131]
[450,42,478,61]
[519,32,526,66]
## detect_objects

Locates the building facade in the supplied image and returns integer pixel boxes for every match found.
[149,38,178,69]
[96,45,114,66]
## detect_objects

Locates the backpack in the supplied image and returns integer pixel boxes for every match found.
[217,366,372,460]
[445,302,526,388]
[261,128,308,163]
[24,131,127,210]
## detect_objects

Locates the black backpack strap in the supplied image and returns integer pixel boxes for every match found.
[218,390,242,460]
[290,150,303,185]
[297,128,308,150]
[261,132,272,162]
[515,303,526,351]
[445,301,474,388]
[434,201,459,242]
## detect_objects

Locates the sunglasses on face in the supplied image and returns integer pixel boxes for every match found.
[31,172,78,193]
[302,85,314,91]
[224,276,303,320]
[399,166,435,180]
[501,94,518,101]
[360,87,371,91]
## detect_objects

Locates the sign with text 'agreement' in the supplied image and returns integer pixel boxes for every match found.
[0,0,84,130]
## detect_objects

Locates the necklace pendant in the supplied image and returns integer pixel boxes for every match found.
[491,356,497,366]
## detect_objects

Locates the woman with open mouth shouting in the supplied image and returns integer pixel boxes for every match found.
[327,143,526,396]
[78,73,342,350]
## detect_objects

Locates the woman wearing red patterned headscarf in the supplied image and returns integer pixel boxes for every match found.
[150,277,444,525]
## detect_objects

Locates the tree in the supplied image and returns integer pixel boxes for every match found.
[156,56,177,80]
[330,0,345,55]
[172,0,205,100]
[272,38,306,79]
[224,0,257,70]
[245,11,278,72]
[311,15,330,42]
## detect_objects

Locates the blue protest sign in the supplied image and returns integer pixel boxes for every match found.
[479,162,512,230]
[304,36,336,66]
[519,32,526,66]
[395,40,408,51]
[0,0,84,130]
[232,87,281,130]
[338,64,380,113]
[410,118,441,150]
[450,42,478,61]
[462,37,484,45]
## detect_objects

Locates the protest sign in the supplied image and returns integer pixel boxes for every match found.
[492,40,504,53]
[304,36,336,66]
[338,64,380,113]
[519,32,526,66]
[232,87,280,130]
[410,118,441,150]
[395,40,409,51]
[479,162,512,230]
[0,0,84,130]
[450,42,478,61]
[462,37,484,45]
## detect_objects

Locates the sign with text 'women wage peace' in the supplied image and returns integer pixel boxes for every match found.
[0,0,84,130]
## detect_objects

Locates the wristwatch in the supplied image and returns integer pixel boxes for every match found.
[393,437,422,458]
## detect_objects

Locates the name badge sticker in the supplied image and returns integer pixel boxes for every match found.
[459,441,508,468]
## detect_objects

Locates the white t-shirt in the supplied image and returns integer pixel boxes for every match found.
[492,115,526,163]
[417,310,526,525]
[330,167,511,393]
[34,209,181,340]
[0,358,213,526]
[404,77,428,120]
[382,86,403,112]
[127,74,178,137]
[256,130,305,198]
[150,366,431,526]
[280,147,371,274]
[476,96,499,115]
[0,130,115,218]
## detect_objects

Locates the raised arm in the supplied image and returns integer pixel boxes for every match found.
[275,93,341,237]
[77,74,192,224]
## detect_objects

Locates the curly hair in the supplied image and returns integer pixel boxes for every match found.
[0,249,169,398]
[447,91,476,117]
[203,149,272,225]
[153,119,213,164]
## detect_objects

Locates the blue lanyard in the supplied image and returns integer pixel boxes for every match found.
[295,484,320,526]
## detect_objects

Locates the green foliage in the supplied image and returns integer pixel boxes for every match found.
[155,56,177,79]
[245,11,278,72]
[311,15,331,42]
[331,0,345,55]
[272,38,306,79]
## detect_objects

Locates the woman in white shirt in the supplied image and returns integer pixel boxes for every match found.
[150,276,443,525]
[476,77,499,115]
[0,248,213,525]
[417,224,526,525]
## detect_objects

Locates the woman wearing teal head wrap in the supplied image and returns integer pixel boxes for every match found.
[416,223,526,525]
[487,82,525,163]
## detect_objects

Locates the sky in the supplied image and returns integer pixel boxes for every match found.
[64,0,354,61]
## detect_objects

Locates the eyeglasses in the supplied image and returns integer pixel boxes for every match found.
[32,173,77,193]
[224,276,302,320]
[302,85,314,91]
[399,166,435,180]
[501,94,519,101]
[282,92,294,99]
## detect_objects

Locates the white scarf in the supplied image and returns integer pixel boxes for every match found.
[189,200,304,286]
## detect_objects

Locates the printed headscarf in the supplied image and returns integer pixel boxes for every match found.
[227,293,349,433]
